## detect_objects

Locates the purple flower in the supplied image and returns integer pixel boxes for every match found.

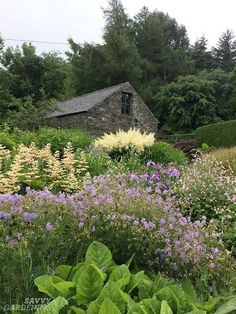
[9,239,17,247]
[180,217,187,226]
[184,233,191,241]
[0,212,12,219]
[143,221,156,229]
[211,247,219,254]
[209,263,215,269]
[160,218,166,225]
[146,160,155,167]
[46,222,53,231]
[169,168,180,178]
[129,173,139,181]
[24,212,38,222]
[16,232,23,240]
[164,247,172,257]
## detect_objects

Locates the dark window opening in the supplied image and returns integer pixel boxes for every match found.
[121,92,132,115]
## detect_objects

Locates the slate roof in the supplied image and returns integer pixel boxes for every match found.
[48,82,130,118]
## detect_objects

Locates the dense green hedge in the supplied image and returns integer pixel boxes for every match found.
[145,141,187,165]
[195,120,236,148]
[0,127,93,153]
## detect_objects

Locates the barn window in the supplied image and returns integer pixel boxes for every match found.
[121,92,132,115]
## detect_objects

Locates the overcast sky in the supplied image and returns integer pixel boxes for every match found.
[1,0,236,56]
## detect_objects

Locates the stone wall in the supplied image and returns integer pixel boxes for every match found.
[54,84,158,137]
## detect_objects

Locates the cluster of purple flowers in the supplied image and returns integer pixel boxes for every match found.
[0,162,228,275]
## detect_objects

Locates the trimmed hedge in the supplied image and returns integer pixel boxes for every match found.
[145,141,187,165]
[195,120,236,148]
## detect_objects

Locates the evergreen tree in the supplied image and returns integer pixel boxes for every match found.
[102,0,143,86]
[190,36,214,71]
[228,67,236,118]
[132,7,193,82]
[212,29,236,72]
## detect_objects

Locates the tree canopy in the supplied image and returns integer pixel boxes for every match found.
[0,1,235,132]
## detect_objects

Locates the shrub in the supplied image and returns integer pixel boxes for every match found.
[0,132,16,150]
[0,163,233,304]
[94,128,155,158]
[31,241,236,314]
[175,155,236,251]
[174,139,198,158]
[2,127,93,153]
[195,119,236,148]
[34,128,93,153]
[145,141,187,165]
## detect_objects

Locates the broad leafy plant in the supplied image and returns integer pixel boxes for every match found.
[34,241,236,314]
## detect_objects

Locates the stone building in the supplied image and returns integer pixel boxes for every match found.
[48,82,159,136]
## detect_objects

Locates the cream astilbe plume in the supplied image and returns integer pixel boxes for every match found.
[4,153,24,193]
[61,143,79,192]
[18,143,40,183]
[0,144,10,172]
[76,150,89,176]
[94,128,155,153]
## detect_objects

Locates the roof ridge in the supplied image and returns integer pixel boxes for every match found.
[69,82,130,101]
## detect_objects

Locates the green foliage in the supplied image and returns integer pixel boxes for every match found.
[154,75,218,131]
[33,241,236,314]
[201,143,210,153]
[132,7,192,83]
[145,141,187,165]
[212,30,236,72]
[35,296,68,314]
[5,97,56,130]
[228,66,236,118]
[2,127,93,153]
[175,155,236,252]
[198,69,232,120]
[190,36,214,72]
[195,119,236,148]
[0,132,16,149]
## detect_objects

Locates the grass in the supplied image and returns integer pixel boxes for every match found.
[209,146,236,174]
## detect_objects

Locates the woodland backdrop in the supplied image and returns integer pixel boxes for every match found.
[0,0,236,132]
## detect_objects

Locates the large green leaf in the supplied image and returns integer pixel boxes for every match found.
[127,301,148,314]
[160,300,173,314]
[126,271,145,293]
[76,264,104,305]
[85,241,112,269]
[55,265,76,281]
[110,264,131,289]
[98,281,128,313]
[154,273,172,291]
[99,299,122,314]
[53,281,76,298]
[138,277,155,300]
[185,311,207,314]
[196,296,224,312]
[180,278,197,302]
[140,299,161,313]
[214,297,236,314]
[70,306,86,314]
[35,296,68,314]
[87,300,101,314]
[155,285,192,313]
[34,275,59,299]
